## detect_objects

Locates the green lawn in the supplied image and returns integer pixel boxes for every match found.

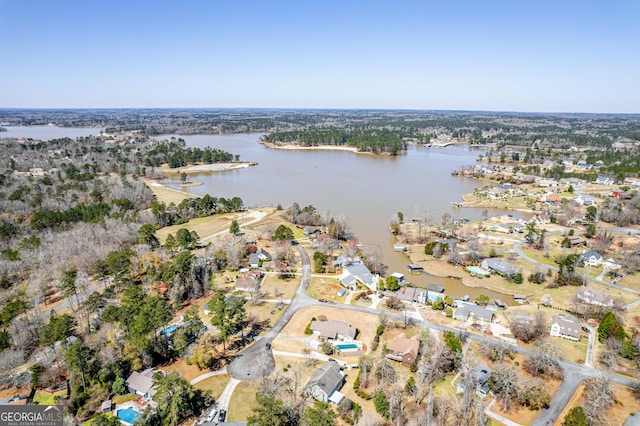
[32,389,67,405]
[228,381,259,421]
[112,393,137,404]
[193,374,230,400]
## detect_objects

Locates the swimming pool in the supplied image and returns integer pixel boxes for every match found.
[160,324,179,336]
[336,343,359,350]
[117,407,141,425]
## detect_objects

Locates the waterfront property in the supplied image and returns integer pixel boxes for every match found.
[466,266,490,278]
[408,264,425,274]
[481,258,517,276]
[340,262,377,291]
[426,283,445,301]
[453,303,494,323]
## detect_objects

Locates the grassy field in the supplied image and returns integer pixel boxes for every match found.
[112,393,137,404]
[145,181,197,205]
[307,277,347,302]
[155,212,247,244]
[227,381,259,421]
[260,273,299,300]
[32,389,67,405]
[193,374,230,400]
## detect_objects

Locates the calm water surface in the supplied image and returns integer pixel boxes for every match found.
[161,133,523,302]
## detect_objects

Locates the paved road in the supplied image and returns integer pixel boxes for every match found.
[585,326,596,368]
[220,235,640,423]
[226,245,313,381]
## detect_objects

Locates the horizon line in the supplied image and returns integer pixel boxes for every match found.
[1,106,639,116]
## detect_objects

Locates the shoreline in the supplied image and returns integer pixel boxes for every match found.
[159,162,257,175]
[260,141,359,153]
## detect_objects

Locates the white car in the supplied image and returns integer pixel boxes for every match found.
[206,409,218,422]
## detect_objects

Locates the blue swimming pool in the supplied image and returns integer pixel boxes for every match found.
[336,343,358,350]
[117,407,141,424]
[160,324,179,336]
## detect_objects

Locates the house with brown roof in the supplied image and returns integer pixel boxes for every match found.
[305,360,346,404]
[235,271,263,293]
[385,333,420,367]
[396,287,427,304]
[310,320,357,342]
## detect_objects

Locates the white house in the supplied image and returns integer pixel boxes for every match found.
[595,175,614,185]
[580,250,603,267]
[550,314,581,341]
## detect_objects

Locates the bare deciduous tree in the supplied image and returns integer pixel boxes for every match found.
[583,377,614,425]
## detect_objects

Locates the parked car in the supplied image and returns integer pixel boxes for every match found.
[582,326,590,333]
[206,409,218,422]
[319,299,327,303]
[378,293,384,298]
[265,342,271,350]
[218,410,227,422]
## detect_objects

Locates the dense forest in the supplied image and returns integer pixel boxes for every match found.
[262,128,407,155]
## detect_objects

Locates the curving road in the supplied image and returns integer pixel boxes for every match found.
[222,237,640,424]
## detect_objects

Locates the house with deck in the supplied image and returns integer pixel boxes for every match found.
[305,360,346,404]
[385,333,420,367]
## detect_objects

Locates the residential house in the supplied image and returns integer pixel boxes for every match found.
[623,177,640,187]
[575,195,595,206]
[595,175,614,185]
[568,235,585,246]
[580,250,603,267]
[426,283,445,301]
[481,258,517,277]
[390,272,406,283]
[396,287,427,304]
[256,248,271,261]
[530,214,550,225]
[303,226,322,237]
[310,320,357,342]
[456,365,492,398]
[235,271,263,293]
[576,287,613,307]
[341,263,377,290]
[333,255,361,269]
[550,314,581,341]
[453,304,494,323]
[305,361,346,404]
[126,369,158,399]
[385,333,420,367]
[248,253,260,268]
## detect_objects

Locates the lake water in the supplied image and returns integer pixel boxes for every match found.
[159,133,522,302]
[0,126,102,140]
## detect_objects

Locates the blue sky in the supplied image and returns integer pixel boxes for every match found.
[1,0,639,112]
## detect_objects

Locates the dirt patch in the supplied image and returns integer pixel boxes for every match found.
[555,382,640,426]
[158,358,206,382]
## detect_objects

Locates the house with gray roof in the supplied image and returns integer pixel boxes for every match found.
[256,248,271,261]
[550,314,581,341]
[580,250,603,267]
[576,286,613,307]
[126,368,158,399]
[341,263,377,290]
[481,258,517,276]
[310,320,357,342]
[305,360,346,404]
[453,303,494,323]
[248,253,259,268]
